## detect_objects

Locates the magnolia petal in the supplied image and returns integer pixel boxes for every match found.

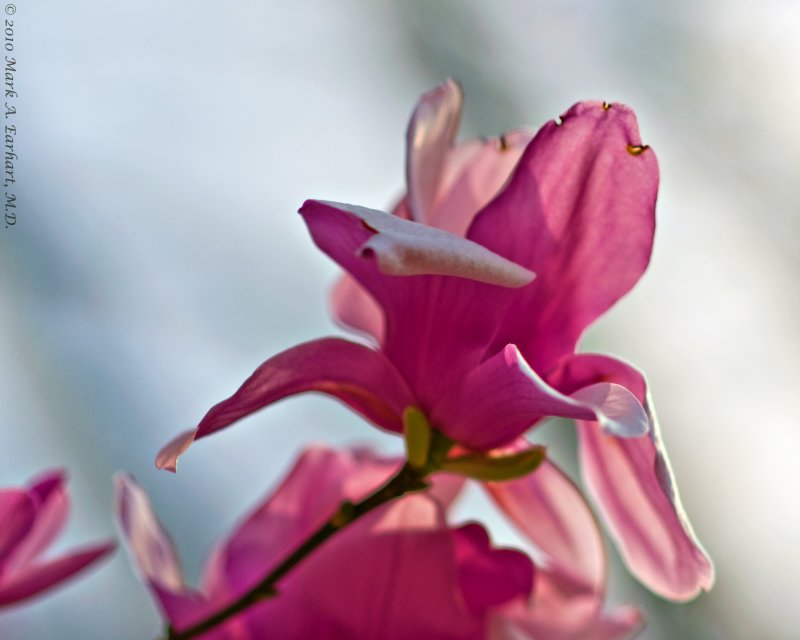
[429,130,534,237]
[330,273,385,343]
[326,192,414,346]
[406,78,464,225]
[489,586,643,640]
[431,345,646,451]
[300,200,531,405]
[469,101,659,372]
[115,474,184,590]
[426,472,467,510]
[552,353,714,601]
[452,522,534,615]
[572,383,649,438]
[202,445,465,603]
[329,126,532,344]
[155,430,196,474]
[580,606,644,640]
[0,542,114,607]
[257,495,484,640]
[0,490,35,569]
[485,458,605,608]
[306,200,533,287]
[209,450,481,639]
[149,585,228,637]
[207,447,399,597]
[156,338,414,472]
[4,471,70,573]
[115,475,235,632]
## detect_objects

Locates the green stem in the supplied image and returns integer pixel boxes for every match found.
[165,463,429,640]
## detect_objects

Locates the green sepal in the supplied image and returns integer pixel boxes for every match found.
[439,446,546,482]
[403,407,432,470]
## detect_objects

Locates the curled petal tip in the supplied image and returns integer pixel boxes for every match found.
[156,430,196,473]
[573,383,650,438]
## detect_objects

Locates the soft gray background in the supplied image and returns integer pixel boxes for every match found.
[1,1,797,638]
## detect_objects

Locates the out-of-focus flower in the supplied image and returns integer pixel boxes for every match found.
[157,81,712,600]
[0,470,114,609]
[122,446,640,639]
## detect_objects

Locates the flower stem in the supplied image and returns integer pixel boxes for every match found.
[165,463,430,640]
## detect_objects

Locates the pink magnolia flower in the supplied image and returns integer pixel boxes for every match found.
[158,81,713,600]
[122,446,640,639]
[0,470,114,608]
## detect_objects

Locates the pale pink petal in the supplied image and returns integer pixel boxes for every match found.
[452,522,534,615]
[156,338,414,471]
[406,78,463,224]
[429,130,534,237]
[115,474,220,630]
[489,588,643,640]
[551,354,714,601]
[5,471,70,571]
[579,607,644,640]
[485,458,605,607]
[309,200,533,286]
[330,273,385,343]
[572,383,649,438]
[0,490,35,570]
[115,474,184,590]
[431,345,647,450]
[469,102,659,373]
[0,542,114,607]
[427,472,467,510]
[155,430,196,474]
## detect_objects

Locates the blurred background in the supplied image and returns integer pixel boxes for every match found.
[1,0,797,637]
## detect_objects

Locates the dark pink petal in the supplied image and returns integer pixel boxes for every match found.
[0,542,114,607]
[4,471,70,571]
[207,448,481,638]
[300,200,532,406]
[255,495,484,640]
[431,345,647,450]
[551,354,714,601]
[452,522,534,615]
[27,470,66,505]
[149,586,230,637]
[0,490,35,570]
[326,195,408,346]
[406,78,463,224]
[485,458,605,610]
[206,447,398,597]
[469,101,659,372]
[156,338,414,472]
